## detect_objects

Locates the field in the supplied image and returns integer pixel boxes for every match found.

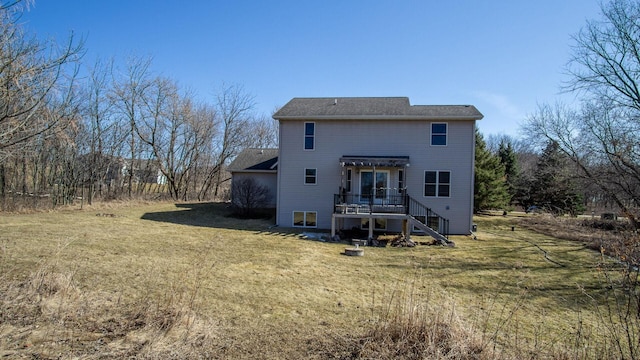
[0,202,636,359]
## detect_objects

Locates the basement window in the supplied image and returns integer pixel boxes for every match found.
[293,211,317,227]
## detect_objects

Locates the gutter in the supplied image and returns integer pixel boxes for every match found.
[274,115,484,121]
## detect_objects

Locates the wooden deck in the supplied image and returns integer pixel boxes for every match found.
[332,193,450,243]
[331,211,449,245]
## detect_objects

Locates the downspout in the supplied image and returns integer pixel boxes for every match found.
[275,122,282,226]
[469,122,477,233]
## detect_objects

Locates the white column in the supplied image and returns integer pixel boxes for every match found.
[368,217,374,239]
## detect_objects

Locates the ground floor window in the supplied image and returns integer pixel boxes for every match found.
[293,211,317,227]
[424,170,451,197]
[361,218,387,230]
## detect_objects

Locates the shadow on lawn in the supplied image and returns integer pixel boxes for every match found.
[140,202,276,231]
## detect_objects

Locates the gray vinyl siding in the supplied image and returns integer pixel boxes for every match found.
[277,119,476,234]
[232,172,277,208]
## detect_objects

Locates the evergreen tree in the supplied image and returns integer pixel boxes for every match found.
[474,129,510,213]
[498,139,519,201]
[513,171,536,211]
[530,141,585,216]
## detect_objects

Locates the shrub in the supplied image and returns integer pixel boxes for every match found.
[230,178,271,218]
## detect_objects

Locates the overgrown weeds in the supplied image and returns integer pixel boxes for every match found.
[518,214,640,266]
[356,280,486,359]
[514,214,640,359]
[328,274,639,359]
[585,249,640,359]
[0,262,219,358]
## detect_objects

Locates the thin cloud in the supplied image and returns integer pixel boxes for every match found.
[472,91,525,121]
[470,90,527,136]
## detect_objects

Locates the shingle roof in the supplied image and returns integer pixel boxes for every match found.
[272,97,483,120]
[228,148,278,172]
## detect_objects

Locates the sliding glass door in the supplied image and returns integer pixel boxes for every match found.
[360,170,389,203]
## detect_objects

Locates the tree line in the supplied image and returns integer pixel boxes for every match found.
[474,0,640,228]
[0,1,277,210]
[475,131,586,216]
[2,0,639,224]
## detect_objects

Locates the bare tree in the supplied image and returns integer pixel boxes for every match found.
[0,0,82,208]
[247,114,278,149]
[189,103,217,200]
[542,0,640,225]
[111,56,153,197]
[135,77,213,200]
[79,57,120,203]
[199,83,255,199]
[566,0,640,112]
[0,2,82,157]
[524,101,640,227]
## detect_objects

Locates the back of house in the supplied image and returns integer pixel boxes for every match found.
[272,97,483,237]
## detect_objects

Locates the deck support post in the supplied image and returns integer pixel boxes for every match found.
[368,216,374,240]
[403,218,411,241]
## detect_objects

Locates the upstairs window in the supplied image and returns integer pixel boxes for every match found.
[305,168,317,185]
[304,122,315,150]
[431,123,447,146]
[424,170,451,197]
[346,169,352,192]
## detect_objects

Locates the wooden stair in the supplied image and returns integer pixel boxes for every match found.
[408,215,451,246]
[405,195,451,246]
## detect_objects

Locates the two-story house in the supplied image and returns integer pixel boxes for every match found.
[271,97,483,243]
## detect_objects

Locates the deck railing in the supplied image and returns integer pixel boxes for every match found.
[333,192,407,214]
[405,195,449,238]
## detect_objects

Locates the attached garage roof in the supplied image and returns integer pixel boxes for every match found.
[228,148,278,172]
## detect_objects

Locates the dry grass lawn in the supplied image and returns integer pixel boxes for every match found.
[0,202,634,359]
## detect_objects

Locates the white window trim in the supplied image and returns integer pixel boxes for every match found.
[424,170,451,198]
[304,121,315,151]
[430,122,448,146]
[292,211,318,228]
[304,168,317,185]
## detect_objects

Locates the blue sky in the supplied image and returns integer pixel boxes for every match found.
[22,0,602,137]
